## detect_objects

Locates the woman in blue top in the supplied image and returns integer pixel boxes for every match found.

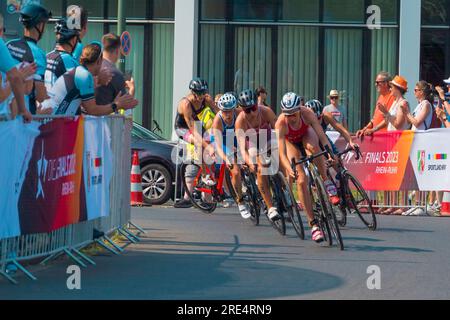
[211,93,250,219]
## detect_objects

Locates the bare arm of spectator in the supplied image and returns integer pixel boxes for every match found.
[125,77,135,97]
[6,68,32,123]
[379,101,409,130]
[436,107,450,128]
[35,81,49,102]
[404,101,431,128]
[0,73,11,102]
[82,92,138,116]
[323,111,358,149]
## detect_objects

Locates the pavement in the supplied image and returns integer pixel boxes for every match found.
[1,205,450,300]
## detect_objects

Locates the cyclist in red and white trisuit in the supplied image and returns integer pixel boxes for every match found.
[276,92,339,243]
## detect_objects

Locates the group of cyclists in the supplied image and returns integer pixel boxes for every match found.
[0,3,137,121]
[175,77,360,244]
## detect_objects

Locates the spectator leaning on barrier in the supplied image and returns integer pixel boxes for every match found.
[95,33,135,110]
[0,14,34,122]
[356,71,395,137]
[7,4,52,115]
[40,43,138,116]
[324,89,348,131]
[378,75,410,131]
[403,81,433,130]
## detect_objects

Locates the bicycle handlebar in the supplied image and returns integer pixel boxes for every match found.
[337,145,362,161]
[290,149,330,180]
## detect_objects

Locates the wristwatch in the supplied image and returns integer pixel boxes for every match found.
[111,102,118,114]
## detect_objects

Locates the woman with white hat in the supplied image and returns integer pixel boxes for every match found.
[324,89,348,131]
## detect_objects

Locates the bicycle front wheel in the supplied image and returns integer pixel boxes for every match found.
[266,174,286,236]
[225,167,260,225]
[344,172,377,231]
[278,173,304,240]
[314,175,344,251]
[181,163,217,214]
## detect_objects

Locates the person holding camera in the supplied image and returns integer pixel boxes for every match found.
[435,77,450,128]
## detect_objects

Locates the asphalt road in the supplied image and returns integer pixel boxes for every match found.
[2,205,450,300]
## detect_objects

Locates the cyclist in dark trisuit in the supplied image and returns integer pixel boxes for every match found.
[174,78,218,208]
[7,4,51,115]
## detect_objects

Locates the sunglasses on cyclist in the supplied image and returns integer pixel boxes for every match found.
[244,105,258,114]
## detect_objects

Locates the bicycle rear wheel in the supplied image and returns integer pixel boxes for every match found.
[344,172,377,231]
[309,179,332,245]
[314,175,344,250]
[278,173,304,240]
[181,163,217,214]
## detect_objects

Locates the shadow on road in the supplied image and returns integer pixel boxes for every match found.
[345,245,434,253]
[106,247,344,300]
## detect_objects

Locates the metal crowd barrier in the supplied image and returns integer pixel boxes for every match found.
[0,115,141,285]
[368,190,432,215]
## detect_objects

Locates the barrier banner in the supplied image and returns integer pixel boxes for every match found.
[0,116,112,240]
[331,129,450,191]
[83,116,113,220]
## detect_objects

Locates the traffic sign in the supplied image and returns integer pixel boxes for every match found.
[120,31,132,57]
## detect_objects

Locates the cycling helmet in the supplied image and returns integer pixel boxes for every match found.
[55,18,80,44]
[305,99,324,118]
[280,92,302,114]
[238,89,257,108]
[20,4,52,28]
[189,78,208,95]
[218,93,237,111]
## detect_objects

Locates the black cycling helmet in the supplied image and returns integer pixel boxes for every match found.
[305,99,324,118]
[20,4,52,28]
[20,4,52,41]
[55,18,80,45]
[238,89,257,108]
[189,77,208,95]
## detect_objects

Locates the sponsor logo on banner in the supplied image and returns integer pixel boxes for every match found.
[91,156,103,186]
[418,150,425,174]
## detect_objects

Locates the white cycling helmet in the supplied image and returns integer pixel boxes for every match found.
[281,92,302,114]
[218,93,237,111]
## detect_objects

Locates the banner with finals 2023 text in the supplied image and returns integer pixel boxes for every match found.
[328,129,450,191]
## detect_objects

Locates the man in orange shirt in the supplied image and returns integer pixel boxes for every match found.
[356,71,396,137]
